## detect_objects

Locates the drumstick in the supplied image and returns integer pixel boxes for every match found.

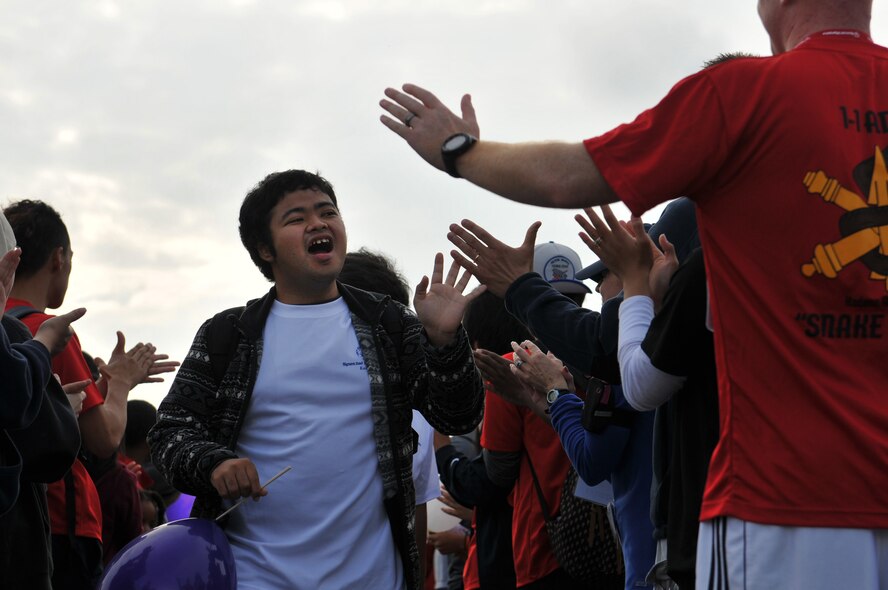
[215,466,293,521]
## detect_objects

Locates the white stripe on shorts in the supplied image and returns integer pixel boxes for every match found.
[696,517,888,590]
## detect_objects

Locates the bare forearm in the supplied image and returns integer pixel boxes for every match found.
[79,383,129,458]
[458,141,618,209]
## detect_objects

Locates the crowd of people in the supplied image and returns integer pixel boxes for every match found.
[1,0,885,589]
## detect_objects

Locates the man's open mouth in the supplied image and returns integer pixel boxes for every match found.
[308,238,333,254]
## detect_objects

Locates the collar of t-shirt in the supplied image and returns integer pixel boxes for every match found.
[797,29,873,49]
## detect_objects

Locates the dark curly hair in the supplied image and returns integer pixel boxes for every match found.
[238,170,338,281]
[338,249,411,306]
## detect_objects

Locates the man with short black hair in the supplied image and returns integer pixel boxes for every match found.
[4,199,172,589]
[150,169,484,590]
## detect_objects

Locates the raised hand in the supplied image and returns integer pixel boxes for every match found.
[414,253,486,347]
[380,84,479,172]
[33,307,87,356]
[575,205,678,303]
[448,219,540,298]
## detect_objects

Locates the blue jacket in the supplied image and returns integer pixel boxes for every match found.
[550,391,655,590]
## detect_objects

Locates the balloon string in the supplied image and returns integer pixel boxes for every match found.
[215,466,293,522]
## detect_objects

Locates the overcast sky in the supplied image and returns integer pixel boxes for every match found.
[3,1,886,406]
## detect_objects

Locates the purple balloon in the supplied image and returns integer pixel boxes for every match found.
[165,493,196,521]
[100,517,236,590]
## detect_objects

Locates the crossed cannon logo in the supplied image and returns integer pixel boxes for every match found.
[802,145,888,292]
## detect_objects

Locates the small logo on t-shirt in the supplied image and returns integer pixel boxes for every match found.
[801,145,888,292]
[342,346,367,371]
[798,146,887,339]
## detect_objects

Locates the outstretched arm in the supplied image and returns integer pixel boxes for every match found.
[380,84,618,209]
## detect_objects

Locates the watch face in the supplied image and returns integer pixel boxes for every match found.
[443,134,467,152]
[547,389,560,404]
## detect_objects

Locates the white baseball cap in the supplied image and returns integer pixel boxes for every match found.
[533,241,591,294]
[0,212,15,254]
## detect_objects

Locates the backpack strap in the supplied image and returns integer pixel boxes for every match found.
[5,305,38,321]
[379,300,404,353]
[525,452,554,522]
[205,306,245,385]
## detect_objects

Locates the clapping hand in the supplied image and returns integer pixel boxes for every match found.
[509,340,576,420]
[473,349,542,410]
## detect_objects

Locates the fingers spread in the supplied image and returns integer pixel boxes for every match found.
[401,83,442,109]
[430,253,445,285]
[384,86,428,115]
[414,276,430,299]
[459,219,500,248]
[454,267,473,292]
[449,249,477,274]
[444,258,461,286]
[450,222,488,253]
[601,203,622,231]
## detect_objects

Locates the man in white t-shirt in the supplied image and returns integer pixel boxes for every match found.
[150,169,485,590]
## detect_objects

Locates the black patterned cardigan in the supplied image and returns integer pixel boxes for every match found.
[148,284,484,590]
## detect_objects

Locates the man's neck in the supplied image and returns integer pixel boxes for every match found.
[273,280,340,306]
[9,280,49,311]
[780,7,871,53]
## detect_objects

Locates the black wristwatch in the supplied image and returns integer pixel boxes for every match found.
[546,388,571,407]
[441,133,478,178]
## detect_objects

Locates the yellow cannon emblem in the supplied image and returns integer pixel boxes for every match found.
[802,145,888,292]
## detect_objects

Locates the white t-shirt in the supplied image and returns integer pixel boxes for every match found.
[412,410,440,505]
[225,298,404,590]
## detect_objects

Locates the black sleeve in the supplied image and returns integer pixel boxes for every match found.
[436,445,512,509]
[504,273,621,383]
[2,317,80,483]
[641,248,708,376]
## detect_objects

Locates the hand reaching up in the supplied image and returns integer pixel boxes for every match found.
[414,253,486,347]
[448,219,540,298]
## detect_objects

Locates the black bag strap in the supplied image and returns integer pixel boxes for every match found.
[5,305,38,321]
[379,299,404,353]
[206,306,245,385]
[525,452,554,523]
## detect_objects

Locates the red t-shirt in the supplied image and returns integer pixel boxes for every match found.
[480,354,571,586]
[584,31,888,528]
[6,298,104,540]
